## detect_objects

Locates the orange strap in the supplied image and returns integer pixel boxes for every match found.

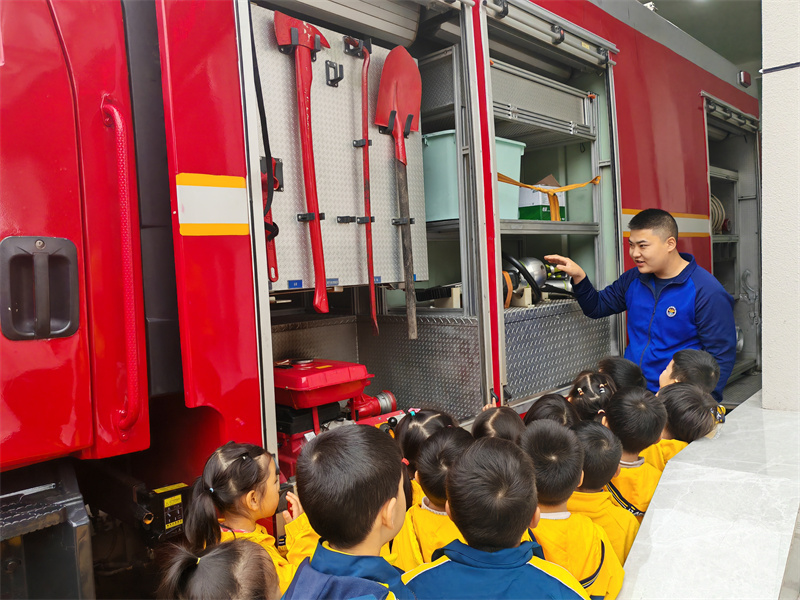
[498,173,601,222]
[502,271,513,309]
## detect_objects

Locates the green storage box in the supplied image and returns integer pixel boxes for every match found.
[518,186,567,221]
[422,130,525,221]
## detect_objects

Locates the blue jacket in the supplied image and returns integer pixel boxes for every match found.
[573,253,735,401]
[402,540,588,600]
[282,541,415,600]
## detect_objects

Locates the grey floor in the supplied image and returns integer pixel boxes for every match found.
[722,371,762,412]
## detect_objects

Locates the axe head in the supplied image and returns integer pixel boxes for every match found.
[274,11,330,51]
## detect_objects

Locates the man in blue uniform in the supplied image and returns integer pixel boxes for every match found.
[545,209,735,402]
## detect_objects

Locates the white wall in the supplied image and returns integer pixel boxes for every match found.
[761,0,800,411]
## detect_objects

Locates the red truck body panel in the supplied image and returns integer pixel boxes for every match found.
[536,0,759,272]
[155,0,262,470]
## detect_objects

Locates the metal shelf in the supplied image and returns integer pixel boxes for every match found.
[427,219,600,237]
[712,234,739,243]
[709,165,739,181]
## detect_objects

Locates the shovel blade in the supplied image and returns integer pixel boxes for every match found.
[375,46,421,133]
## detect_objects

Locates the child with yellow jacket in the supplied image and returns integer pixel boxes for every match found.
[521,421,624,600]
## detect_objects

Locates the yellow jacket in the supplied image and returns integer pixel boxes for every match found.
[532,512,624,600]
[219,512,316,594]
[410,479,425,507]
[566,491,640,564]
[279,513,397,566]
[641,439,688,472]
[393,500,465,571]
[606,460,662,523]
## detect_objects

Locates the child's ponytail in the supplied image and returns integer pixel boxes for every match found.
[185,478,221,550]
[157,539,279,600]
[568,371,618,421]
[184,442,269,551]
[157,544,200,599]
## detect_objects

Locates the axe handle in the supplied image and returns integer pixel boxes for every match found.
[295,47,329,313]
[394,158,417,340]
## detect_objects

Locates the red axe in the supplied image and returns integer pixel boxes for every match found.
[274,12,330,313]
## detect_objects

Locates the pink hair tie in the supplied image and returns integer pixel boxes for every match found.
[401,458,410,466]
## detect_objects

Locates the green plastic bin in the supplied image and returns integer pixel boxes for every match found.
[422,130,525,221]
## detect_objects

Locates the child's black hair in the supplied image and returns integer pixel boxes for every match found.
[471,406,525,443]
[394,409,458,474]
[659,383,717,442]
[519,420,584,506]
[568,371,618,421]
[597,356,647,390]
[524,394,580,428]
[628,208,679,241]
[297,425,402,550]
[572,421,622,491]
[416,427,474,507]
[446,437,537,553]
[185,442,270,551]
[157,539,279,600]
[604,387,667,454]
[670,350,720,394]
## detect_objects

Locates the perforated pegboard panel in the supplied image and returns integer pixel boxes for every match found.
[252,7,428,291]
[356,315,484,421]
[271,317,358,362]
[504,301,612,400]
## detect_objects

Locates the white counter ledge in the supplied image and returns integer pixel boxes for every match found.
[619,392,800,600]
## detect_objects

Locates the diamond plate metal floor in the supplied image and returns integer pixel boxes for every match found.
[722,372,762,411]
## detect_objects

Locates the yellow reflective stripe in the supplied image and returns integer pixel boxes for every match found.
[624,231,709,238]
[179,223,250,236]
[176,173,250,236]
[176,173,246,188]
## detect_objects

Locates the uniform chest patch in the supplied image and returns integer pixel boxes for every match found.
[666,306,677,318]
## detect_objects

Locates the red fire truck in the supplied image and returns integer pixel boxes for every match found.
[0,0,760,595]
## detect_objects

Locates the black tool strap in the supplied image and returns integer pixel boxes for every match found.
[248,2,279,241]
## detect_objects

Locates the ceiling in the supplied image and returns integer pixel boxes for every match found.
[640,0,762,70]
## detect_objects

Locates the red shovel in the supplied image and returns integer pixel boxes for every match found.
[274,12,330,313]
[375,46,421,340]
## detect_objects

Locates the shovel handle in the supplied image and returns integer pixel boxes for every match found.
[395,158,417,339]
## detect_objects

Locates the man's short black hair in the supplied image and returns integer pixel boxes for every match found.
[604,387,667,454]
[670,350,720,394]
[568,371,617,421]
[519,420,584,506]
[471,406,526,443]
[659,383,717,443]
[524,394,580,428]
[297,425,402,549]
[598,356,647,390]
[416,427,474,507]
[572,421,622,490]
[628,208,679,241]
[446,437,537,553]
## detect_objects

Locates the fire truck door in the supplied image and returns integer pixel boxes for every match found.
[0,0,93,469]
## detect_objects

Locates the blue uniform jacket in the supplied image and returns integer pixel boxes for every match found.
[573,253,735,401]
[282,541,415,600]
[402,540,588,600]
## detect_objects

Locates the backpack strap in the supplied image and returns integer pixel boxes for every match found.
[579,540,605,589]
[606,482,645,517]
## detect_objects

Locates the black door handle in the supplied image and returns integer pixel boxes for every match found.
[0,236,79,340]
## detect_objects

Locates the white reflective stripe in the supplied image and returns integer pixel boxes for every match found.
[622,209,711,237]
[673,216,711,235]
[177,184,249,225]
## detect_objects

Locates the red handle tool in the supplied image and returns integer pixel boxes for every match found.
[274,12,330,313]
[346,37,379,336]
